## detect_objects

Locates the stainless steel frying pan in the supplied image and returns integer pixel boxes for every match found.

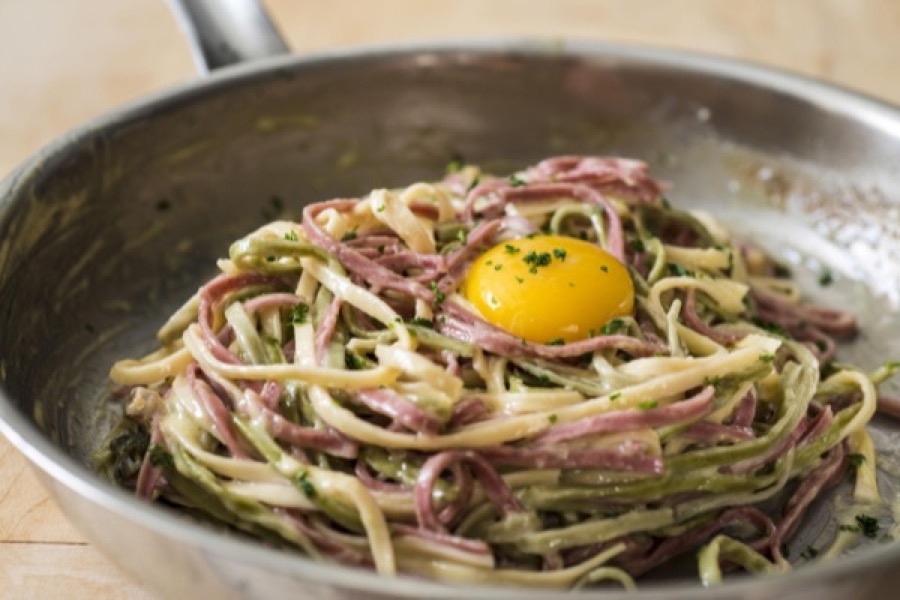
[2,1,900,598]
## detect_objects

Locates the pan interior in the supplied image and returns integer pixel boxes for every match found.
[1,46,900,588]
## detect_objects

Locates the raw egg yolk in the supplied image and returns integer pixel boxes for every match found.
[462,235,634,344]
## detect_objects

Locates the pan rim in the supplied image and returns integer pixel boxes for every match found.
[2,36,900,598]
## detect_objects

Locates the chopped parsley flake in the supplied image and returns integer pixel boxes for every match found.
[430,282,445,304]
[289,303,310,325]
[466,176,481,193]
[638,400,658,410]
[856,514,879,538]
[345,352,367,370]
[751,318,787,337]
[407,318,435,329]
[759,352,775,363]
[494,264,503,271]
[820,361,838,378]
[445,156,464,173]
[515,276,524,284]
[840,514,879,538]
[600,265,609,273]
[294,470,317,498]
[547,338,565,346]
[340,229,358,242]
[629,239,645,253]
[610,392,621,401]
[508,174,527,187]
[668,263,693,277]
[553,248,567,261]
[505,244,520,255]
[819,269,834,287]
[457,229,468,244]
[548,414,558,424]
[284,230,299,241]
[600,318,626,335]
[800,546,819,560]
[149,445,174,469]
[523,250,552,272]
[848,453,866,468]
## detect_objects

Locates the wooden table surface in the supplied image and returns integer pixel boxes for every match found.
[1,1,899,598]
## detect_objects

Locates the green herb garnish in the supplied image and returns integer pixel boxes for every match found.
[668,263,693,277]
[848,453,866,468]
[294,469,317,498]
[445,156,464,174]
[407,318,435,329]
[600,318,626,335]
[430,282,445,304]
[149,444,174,469]
[289,303,310,325]
[523,250,552,273]
[856,514,879,538]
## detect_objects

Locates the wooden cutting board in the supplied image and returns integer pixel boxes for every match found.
[2,1,899,598]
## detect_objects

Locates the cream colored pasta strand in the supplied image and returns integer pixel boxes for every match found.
[396,542,626,588]
[400,182,455,223]
[309,337,778,450]
[649,276,749,318]
[109,345,193,385]
[375,344,463,401]
[299,256,415,350]
[370,188,436,254]
[163,412,284,483]
[666,298,684,357]
[157,292,200,344]
[471,390,585,415]
[848,427,881,505]
[663,245,731,272]
[829,370,877,439]
[183,324,399,388]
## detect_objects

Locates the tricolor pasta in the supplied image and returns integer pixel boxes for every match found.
[97,156,892,589]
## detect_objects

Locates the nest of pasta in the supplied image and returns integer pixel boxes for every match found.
[97,155,892,590]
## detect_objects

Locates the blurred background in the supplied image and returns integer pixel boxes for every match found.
[1,0,899,178]
[0,1,898,598]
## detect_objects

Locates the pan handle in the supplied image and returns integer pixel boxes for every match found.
[166,0,290,73]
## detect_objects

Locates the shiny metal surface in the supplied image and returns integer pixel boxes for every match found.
[167,0,289,71]
[2,40,900,599]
